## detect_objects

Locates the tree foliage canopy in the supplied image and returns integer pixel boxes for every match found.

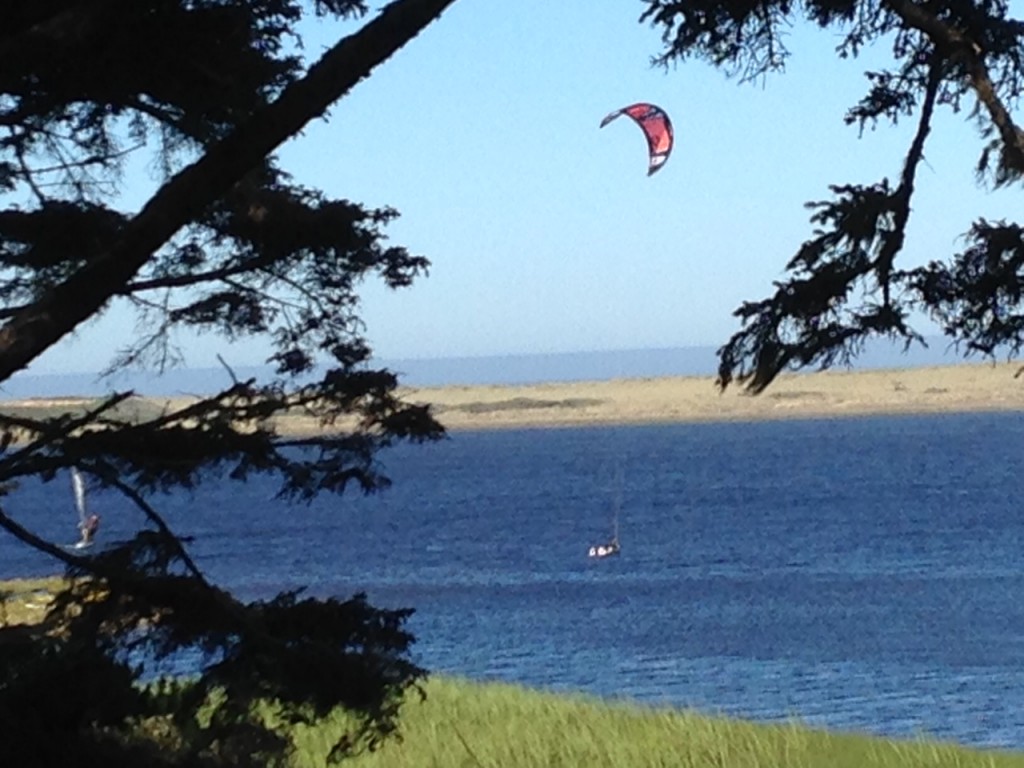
[0,0,455,764]
[641,0,1024,392]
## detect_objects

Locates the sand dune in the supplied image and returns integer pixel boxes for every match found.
[395,362,1024,431]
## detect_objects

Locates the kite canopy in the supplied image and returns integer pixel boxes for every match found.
[599,103,674,176]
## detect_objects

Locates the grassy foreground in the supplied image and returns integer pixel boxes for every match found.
[6,579,1022,766]
[288,677,1024,768]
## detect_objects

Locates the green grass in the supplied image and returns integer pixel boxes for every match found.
[6,578,1021,766]
[283,677,1024,768]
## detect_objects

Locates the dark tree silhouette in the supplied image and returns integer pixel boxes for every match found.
[0,0,455,764]
[641,0,1024,392]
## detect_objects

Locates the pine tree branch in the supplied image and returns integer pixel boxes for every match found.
[0,504,96,572]
[876,53,943,306]
[0,0,126,58]
[103,474,210,587]
[0,392,135,477]
[717,57,944,395]
[120,254,278,294]
[0,0,458,384]
[883,0,1024,176]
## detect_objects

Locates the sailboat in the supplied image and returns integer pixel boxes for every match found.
[588,471,622,559]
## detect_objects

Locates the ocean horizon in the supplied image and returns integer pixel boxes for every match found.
[1,336,975,400]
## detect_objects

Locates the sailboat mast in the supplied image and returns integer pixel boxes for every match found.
[611,466,622,544]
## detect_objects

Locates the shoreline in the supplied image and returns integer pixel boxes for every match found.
[391,361,1024,432]
[2,362,1022,434]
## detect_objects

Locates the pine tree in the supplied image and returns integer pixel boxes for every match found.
[642,0,1024,392]
[0,1,454,764]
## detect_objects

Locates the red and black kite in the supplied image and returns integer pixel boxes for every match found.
[599,103,674,176]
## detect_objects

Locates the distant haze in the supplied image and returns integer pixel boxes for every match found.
[0,338,978,400]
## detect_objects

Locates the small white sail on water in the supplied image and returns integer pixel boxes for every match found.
[70,468,96,550]
[71,467,87,525]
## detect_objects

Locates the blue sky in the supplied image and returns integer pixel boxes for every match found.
[27,1,1023,375]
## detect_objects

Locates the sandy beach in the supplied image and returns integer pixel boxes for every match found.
[390,362,1024,432]
[3,362,1022,434]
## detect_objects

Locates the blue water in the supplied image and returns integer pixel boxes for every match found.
[3,411,1024,749]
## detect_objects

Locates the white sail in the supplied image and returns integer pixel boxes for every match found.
[71,467,87,525]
